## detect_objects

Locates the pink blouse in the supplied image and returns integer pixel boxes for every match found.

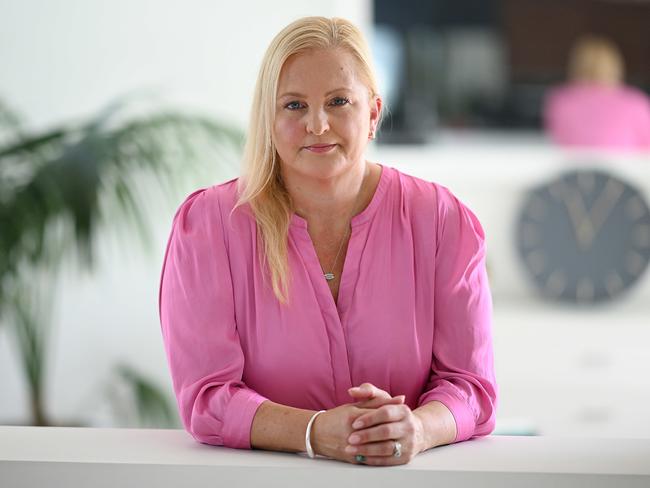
[158,164,497,449]
[544,83,650,150]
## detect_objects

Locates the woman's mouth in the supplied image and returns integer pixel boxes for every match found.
[305,144,337,153]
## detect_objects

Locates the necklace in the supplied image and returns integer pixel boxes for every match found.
[322,182,365,282]
[323,227,349,281]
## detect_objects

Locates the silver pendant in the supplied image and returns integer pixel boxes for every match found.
[324,273,335,281]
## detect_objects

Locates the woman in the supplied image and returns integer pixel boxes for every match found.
[159,16,497,466]
[544,35,650,150]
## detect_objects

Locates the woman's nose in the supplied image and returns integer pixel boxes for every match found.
[306,108,329,135]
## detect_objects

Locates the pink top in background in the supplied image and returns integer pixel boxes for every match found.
[158,165,497,449]
[544,83,650,150]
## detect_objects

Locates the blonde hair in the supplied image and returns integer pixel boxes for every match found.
[234,16,381,304]
[568,35,624,85]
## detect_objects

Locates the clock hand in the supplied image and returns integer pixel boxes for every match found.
[585,179,625,247]
[558,181,595,250]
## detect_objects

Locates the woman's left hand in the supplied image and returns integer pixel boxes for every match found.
[344,400,427,465]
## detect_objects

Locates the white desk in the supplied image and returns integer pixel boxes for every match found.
[1,426,648,487]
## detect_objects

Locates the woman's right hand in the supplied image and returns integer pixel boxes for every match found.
[310,384,405,463]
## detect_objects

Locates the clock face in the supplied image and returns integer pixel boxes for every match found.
[516,169,650,303]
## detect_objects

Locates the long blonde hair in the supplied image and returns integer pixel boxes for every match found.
[234,16,381,304]
[568,35,624,85]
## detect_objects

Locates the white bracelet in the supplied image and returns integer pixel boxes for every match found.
[305,410,326,458]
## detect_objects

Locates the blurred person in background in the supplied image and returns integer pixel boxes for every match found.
[159,16,496,466]
[544,35,650,151]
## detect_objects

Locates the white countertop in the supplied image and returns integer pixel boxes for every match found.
[1,426,649,487]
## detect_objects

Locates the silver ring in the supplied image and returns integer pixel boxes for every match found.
[392,440,402,458]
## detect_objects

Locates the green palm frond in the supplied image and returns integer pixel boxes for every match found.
[0,97,243,314]
[0,94,243,425]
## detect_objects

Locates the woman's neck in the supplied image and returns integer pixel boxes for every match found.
[283,162,373,228]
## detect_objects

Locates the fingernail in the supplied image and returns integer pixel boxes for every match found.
[352,420,363,428]
[345,445,357,454]
[349,434,360,444]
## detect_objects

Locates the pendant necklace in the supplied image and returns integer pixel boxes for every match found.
[323,184,364,282]
[323,228,349,281]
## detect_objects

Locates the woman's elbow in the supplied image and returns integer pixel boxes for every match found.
[177,386,226,447]
[474,408,497,437]
[473,386,498,437]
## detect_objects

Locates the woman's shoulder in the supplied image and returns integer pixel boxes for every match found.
[385,165,481,231]
[171,177,245,234]
[385,165,455,209]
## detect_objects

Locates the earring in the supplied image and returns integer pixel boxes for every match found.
[368,130,375,140]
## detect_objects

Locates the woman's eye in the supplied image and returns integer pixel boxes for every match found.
[331,97,350,106]
[285,101,304,110]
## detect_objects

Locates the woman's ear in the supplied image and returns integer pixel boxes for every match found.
[369,95,383,135]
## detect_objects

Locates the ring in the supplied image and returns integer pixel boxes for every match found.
[355,454,366,463]
[392,440,402,458]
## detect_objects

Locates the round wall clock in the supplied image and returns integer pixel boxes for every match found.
[516,169,650,303]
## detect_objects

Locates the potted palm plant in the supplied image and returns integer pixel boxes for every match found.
[0,95,243,427]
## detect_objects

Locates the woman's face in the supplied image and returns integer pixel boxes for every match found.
[273,48,381,183]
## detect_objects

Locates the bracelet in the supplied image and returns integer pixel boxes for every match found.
[305,410,326,458]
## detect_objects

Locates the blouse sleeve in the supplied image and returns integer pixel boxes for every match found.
[417,185,498,443]
[158,188,268,449]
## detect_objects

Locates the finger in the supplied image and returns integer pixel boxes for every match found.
[349,389,399,403]
[348,418,402,445]
[353,395,405,410]
[352,404,408,430]
[352,395,410,429]
[348,390,377,400]
[345,440,395,457]
[349,384,400,408]
[348,383,373,393]
[354,397,403,410]
[350,382,389,397]
[348,439,413,466]
[357,454,407,466]
[348,383,387,399]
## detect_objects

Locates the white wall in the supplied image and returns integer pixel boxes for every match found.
[0,0,371,131]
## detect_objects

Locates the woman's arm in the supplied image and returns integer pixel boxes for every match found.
[417,186,498,442]
[347,187,498,458]
[412,400,457,450]
[160,188,269,448]
[250,401,315,453]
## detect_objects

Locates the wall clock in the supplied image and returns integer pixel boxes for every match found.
[516,169,650,303]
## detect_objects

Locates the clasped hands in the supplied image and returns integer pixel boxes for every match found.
[310,382,426,465]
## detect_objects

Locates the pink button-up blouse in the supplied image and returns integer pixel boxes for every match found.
[544,83,650,150]
[158,164,497,449]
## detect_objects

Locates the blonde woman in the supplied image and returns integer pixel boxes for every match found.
[159,16,497,466]
[544,35,650,150]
